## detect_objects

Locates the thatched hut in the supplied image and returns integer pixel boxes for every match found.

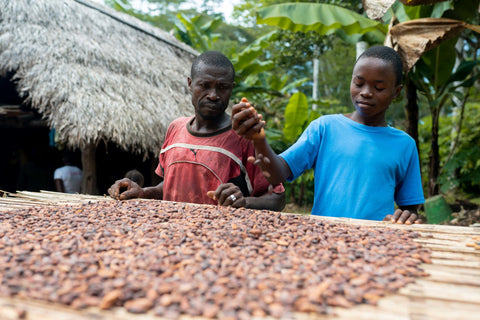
[0,0,198,194]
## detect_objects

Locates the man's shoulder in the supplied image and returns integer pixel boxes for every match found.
[170,117,192,127]
[167,117,192,133]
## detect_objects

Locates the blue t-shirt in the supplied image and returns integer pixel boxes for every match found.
[280,114,425,221]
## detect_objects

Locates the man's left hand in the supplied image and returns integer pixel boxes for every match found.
[208,183,246,208]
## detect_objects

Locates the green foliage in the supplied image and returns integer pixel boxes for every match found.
[420,103,480,194]
[417,39,457,90]
[173,13,222,51]
[230,31,277,80]
[283,92,309,142]
[411,39,480,113]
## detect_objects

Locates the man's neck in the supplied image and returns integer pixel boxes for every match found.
[190,113,231,134]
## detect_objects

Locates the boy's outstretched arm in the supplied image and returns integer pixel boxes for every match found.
[231,99,292,186]
[383,205,423,225]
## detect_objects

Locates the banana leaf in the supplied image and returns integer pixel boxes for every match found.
[256,3,382,36]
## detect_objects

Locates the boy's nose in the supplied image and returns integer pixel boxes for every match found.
[360,87,373,97]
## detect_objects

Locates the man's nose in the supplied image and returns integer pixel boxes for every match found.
[207,88,219,100]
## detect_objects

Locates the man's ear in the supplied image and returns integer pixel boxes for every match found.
[187,77,192,91]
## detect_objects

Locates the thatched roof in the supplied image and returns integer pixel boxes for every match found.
[0,0,198,155]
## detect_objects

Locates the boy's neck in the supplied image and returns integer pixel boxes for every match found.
[345,113,388,127]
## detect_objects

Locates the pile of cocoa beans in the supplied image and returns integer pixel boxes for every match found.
[0,200,430,319]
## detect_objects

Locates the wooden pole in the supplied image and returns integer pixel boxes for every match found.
[81,142,97,195]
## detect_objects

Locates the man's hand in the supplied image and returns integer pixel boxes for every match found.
[108,178,145,200]
[207,183,246,208]
[384,208,423,225]
[231,98,265,140]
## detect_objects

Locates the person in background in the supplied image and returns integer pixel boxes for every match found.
[108,51,285,211]
[231,45,424,223]
[124,169,144,188]
[54,150,82,194]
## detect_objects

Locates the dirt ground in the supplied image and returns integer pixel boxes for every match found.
[445,200,480,227]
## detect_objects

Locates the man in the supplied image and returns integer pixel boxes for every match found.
[108,51,285,211]
[54,150,82,194]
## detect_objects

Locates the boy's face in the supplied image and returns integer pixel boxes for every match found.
[188,62,234,121]
[350,57,402,125]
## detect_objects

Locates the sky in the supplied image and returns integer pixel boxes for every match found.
[91,0,239,23]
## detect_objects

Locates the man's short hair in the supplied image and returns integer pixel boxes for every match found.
[191,51,235,82]
[124,169,144,187]
[357,46,404,86]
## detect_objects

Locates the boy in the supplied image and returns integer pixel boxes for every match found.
[232,46,424,224]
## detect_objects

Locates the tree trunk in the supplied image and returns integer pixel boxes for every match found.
[81,142,98,195]
[428,107,440,197]
[356,41,368,60]
[404,78,420,150]
[298,182,305,206]
[312,58,319,110]
[290,183,296,204]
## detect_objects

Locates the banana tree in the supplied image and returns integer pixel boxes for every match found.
[173,13,222,52]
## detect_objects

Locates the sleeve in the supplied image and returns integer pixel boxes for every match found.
[155,122,176,179]
[53,168,62,180]
[395,142,425,206]
[154,158,164,179]
[280,119,322,182]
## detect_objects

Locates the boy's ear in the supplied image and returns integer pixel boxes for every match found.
[187,77,192,91]
[394,84,403,99]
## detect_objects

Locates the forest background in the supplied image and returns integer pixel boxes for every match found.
[95,0,480,214]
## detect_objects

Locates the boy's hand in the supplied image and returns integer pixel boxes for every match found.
[384,208,423,225]
[247,155,272,179]
[231,97,265,140]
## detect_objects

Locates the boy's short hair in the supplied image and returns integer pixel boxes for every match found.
[191,51,235,82]
[357,46,403,86]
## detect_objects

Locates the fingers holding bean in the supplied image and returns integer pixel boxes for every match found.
[108,178,143,200]
[232,98,265,140]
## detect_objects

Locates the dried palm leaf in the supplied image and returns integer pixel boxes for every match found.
[386,18,480,72]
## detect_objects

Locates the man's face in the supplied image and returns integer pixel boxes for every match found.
[188,62,234,121]
[350,57,402,122]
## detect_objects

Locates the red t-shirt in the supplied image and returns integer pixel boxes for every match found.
[155,117,284,205]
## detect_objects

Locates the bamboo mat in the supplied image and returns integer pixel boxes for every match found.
[0,191,479,320]
[0,190,113,211]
